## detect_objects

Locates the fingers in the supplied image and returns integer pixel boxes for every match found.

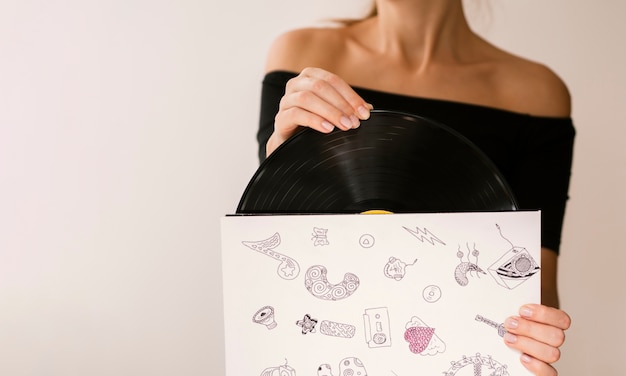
[269,67,372,155]
[297,67,372,120]
[519,304,571,330]
[503,304,571,375]
[504,328,561,363]
[516,353,559,376]
[282,68,371,130]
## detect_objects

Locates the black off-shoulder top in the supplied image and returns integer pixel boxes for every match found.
[256,71,576,254]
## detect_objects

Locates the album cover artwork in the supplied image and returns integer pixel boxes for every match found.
[221,211,540,376]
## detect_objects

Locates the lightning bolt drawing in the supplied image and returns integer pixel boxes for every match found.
[402,226,446,246]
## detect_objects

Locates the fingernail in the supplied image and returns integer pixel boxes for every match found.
[340,116,352,129]
[321,121,334,132]
[520,307,533,318]
[505,318,519,330]
[357,105,371,119]
[521,354,532,364]
[366,103,374,110]
[350,114,360,128]
[504,332,517,344]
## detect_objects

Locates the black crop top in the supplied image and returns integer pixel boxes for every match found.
[256,70,576,254]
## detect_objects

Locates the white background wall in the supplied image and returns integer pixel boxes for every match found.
[0,0,623,375]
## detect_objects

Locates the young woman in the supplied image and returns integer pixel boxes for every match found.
[257,1,574,375]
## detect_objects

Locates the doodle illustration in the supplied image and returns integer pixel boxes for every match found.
[454,243,486,286]
[296,314,318,335]
[443,353,509,376]
[242,233,301,280]
[317,364,334,376]
[422,285,442,303]
[260,359,297,376]
[339,357,367,376]
[475,314,507,337]
[253,306,277,330]
[359,234,375,248]
[318,358,367,376]
[404,316,446,355]
[403,226,446,246]
[304,265,360,301]
[363,307,392,348]
[312,227,330,246]
[383,257,418,281]
[320,320,356,339]
[488,224,540,289]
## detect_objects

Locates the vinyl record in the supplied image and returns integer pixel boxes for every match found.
[237,110,518,214]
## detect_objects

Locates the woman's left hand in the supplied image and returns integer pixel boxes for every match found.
[503,304,571,376]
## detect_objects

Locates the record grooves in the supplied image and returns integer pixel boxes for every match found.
[237,110,518,214]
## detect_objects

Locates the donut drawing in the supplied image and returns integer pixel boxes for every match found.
[304,265,360,301]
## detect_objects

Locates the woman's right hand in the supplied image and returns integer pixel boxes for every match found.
[266,67,373,156]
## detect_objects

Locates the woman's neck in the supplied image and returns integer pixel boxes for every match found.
[362,0,475,70]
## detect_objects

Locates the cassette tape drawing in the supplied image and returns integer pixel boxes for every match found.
[363,307,392,348]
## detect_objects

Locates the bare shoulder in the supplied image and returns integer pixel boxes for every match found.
[495,53,571,117]
[265,27,347,73]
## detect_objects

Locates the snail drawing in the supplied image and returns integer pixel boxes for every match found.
[454,243,486,286]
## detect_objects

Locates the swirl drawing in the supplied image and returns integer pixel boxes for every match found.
[304,265,360,301]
